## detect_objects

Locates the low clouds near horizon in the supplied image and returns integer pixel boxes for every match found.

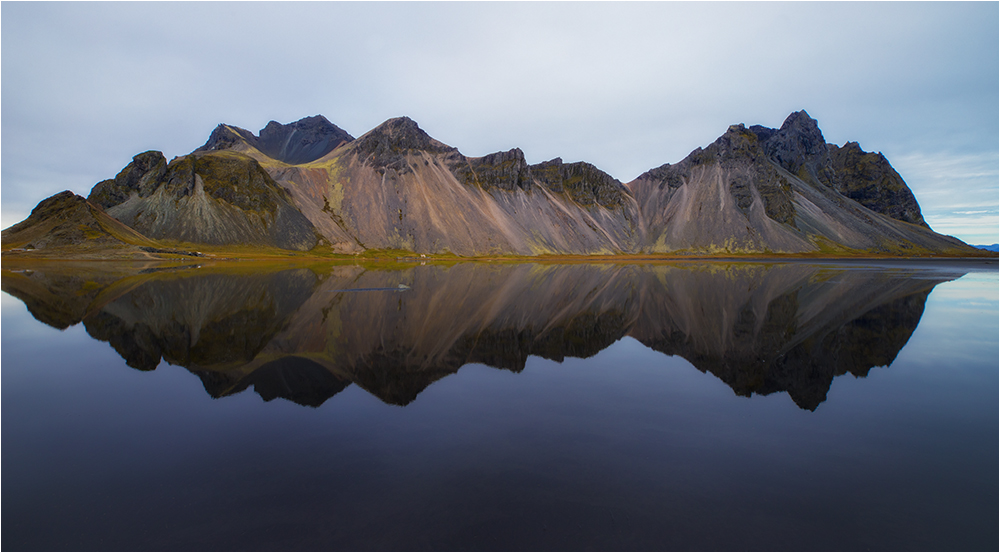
[3,2,997,243]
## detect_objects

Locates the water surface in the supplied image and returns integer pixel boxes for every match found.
[2,260,997,550]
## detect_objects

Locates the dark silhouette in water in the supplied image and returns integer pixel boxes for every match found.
[1,261,965,409]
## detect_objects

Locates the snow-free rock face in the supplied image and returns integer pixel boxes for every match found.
[626,111,975,255]
[87,150,317,251]
[268,117,641,255]
[256,116,354,165]
[753,110,928,228]
[89,151,168,207]
[827,141,927,227]
[196,115,354,165]
[629,124,810,254]
[757,110,841,191]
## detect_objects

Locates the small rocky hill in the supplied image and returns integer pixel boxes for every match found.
[0,191,165,259]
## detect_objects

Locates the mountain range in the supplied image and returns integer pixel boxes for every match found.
[1,110,987,258]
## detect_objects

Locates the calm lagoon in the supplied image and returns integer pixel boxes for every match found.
[2,260,997,551]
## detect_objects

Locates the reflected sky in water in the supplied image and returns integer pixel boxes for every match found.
[2,260,997,551]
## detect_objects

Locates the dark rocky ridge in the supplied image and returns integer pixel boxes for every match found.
[531,158,630,210]
[454,148,535,192]
[350,116,461,171]
[256,115,354,165]
[828,141,927,227]
[196,115,354,165]
[197,124,258,154]
[451,148,629,211]
[89,151,168,206]
[757,110,841,192]
[753,110,928,228]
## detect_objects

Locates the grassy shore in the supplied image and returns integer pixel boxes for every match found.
[3,245,996,266]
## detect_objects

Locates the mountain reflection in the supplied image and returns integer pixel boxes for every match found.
[1,261,963,410]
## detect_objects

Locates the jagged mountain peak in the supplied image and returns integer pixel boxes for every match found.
[358,116,435,146]
[372,115,420,131]
[256,116,353,164]
[89,150,168,208]
[691,124,768,164]
[262,114,335,132]
[530,157,628,209]
[742,110,823,154]
[454,147,534,192]
[475,147,529,172]
[765,110,831,174]
[351,116,458,168]
[196,116,353,165]
[197,124,257,154]
[27,190,88,216]
[827,140,929,227]
[779,109,821,133]
[837,141,868,154]
[484,147,526,161]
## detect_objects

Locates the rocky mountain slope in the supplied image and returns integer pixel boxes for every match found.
[259,116,641,255]
[2,111,986,257]
[627,111,970,254]
[87,149,317,251]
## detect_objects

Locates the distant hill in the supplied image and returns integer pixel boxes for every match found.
[973,244,999,252]
[2,111,989,258]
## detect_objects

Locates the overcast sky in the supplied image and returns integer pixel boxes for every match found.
[3,2,997,244]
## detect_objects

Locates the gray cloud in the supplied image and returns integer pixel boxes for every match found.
[3,2,997,243]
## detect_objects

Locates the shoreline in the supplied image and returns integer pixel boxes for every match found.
[2,250,996,268]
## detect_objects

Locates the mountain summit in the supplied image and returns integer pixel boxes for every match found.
[627,110,963,255]
[2,111,985,258]
[197,115,354,165]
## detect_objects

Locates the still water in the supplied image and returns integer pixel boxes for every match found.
[2,260,997,551]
